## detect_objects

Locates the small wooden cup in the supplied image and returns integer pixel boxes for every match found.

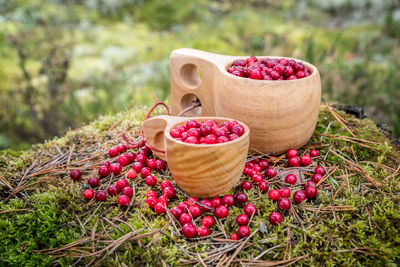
[142,115,250,198]
[170,48,321,155]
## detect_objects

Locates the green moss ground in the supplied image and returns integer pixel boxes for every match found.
[0,105,399,266]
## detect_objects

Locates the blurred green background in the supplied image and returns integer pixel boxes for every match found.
[0,0,399,150]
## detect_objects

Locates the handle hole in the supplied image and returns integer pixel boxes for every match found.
[154,131,165,152]
[180,64,201,88]
[181,94,202,116]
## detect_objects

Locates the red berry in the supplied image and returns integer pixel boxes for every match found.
[288,157,300,167]
[252,173,263,183]
[186,119,199,129]
[170,206,184,219]
[197,226,210,237]
[147,158,157,169]
[246,56,257,64]
[293,190,307,204]
[98,165,110,178]
[121,187,133,198]
[204,134,218,144]
[187,197,198,206]
[258,180,269,193]
[127,169,137,180]
[235,193,248,204]
[199,199,213,212]
[310,149,319,157]
[118,154,130,166]
[214,205,229,219]
[296,71,306,79]
[284,66,294,77]
[138,146,151,156]
[236,214,249,225]
[179,213,192,226]
[136,154,147,164]
[188,204,202,218]
[304,181,316,189]
[286,149,298,158]
[218,136,229,143]
[118,195,130,206]
[83,189,94,200]
[270,70,280,80]
[222,194,235,207]
[95,190,107,201]
[201,216,215,228]
[242,180,253,191]
[170,128,182,138]
[274,64,285,75]
[211,197,222,207]
[232,59,246,67]
[231,124,245,136]
[110,163,122,175]
[116,144,127,154]
[140,167,151,178]
[248,169,258,178]
[178,202,190,211]
[237,225,250,238]
[294,62,305,71]
[187,128,200,139]
[146,190,158,198]
[280,187,291,198]
[277,198,291,210]
[268,189,281,201]
[107,185,119,196]
[108,147,119,158]
[145,175,157,186]
[102,161,111,167]
[116,179,129,191]
[305,186,318,199]
[314,166,326,176]
[244,203,257,217]
[154,203,166,214]
[87,177,100,188]
[284,174,297,185]
[269,211,283,225]
[230,233,239,240]
[311,173,323,183]
[185,136,199,144]
[146,197,157,209]
[70,169,82,181]
[158,195,169,206]
[160,180,173,190]
[300,155,312,166]
[163,186,175,199]
[155,160,167,171]
[265,167,277,178]
[182,223,197,238]
[132,162,144,172]
[259,159,269,169]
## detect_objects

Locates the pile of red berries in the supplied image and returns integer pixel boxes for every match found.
[70,144,167,206]
[227,56,311,80]
[170,119,245,144]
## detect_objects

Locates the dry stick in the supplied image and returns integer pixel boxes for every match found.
[283,227,291,260]
[224,228,260,267]
[324,104,355,137]
[107,120,122,132]
[67,144,75,166]
[197,253,207,267]
[91,218,99,254]
[217,219,228,239]
[0,208,31,214]
[254,245,285,261]
[316,166,339,187]
[317,133,380,145]
[345,169,351,194]
[237,255,308,266]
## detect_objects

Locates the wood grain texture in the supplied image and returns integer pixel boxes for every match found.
[170,48,321,155]
[143,115,250,197]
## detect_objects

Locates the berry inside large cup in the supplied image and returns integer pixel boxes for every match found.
[143,115,250,197]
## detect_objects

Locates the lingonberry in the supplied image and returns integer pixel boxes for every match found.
[274,64,285,75]
[293,190,307,203]
[284,66,294,77]
[95,190,107,202]
[211,197,222,207]
[214,205,229,219]
[199,199,213,212]
[232,59,246,67]
[197,226,210,237]
[242,180,253,191]
[70,169,82,181]
[311,173,323,183]
[154,203,166,214]
[158,195,169,205]
[140,167,151,178]
[187,128,200,139]
[116,179,129,191]
[230,233,239,240]
[182,223,197,238]
[116,144,127,154]
[200,124,212,136]
[265,167,277,178]
[201,216,215,228]
[310,149,319,157]
[278,198,291,210]
[136,154,147,164]
[108,147,119,158]
[269,211,283,225]
[252,173,263,183]
[121,187,133,198]
[231,124,245,136]
[155,160,166,171]
[145,175,157,186]
[258,180,269,193]
[178,202,190,211]
[204,134,218,144]
[305,186,318,199]
[163,186,175,199]
[127,169,137,180]
[138,146,151,156]
[110,163,122,175]
[146,190,158,198]
[236,214,249,225]
[188,204,202,218]
[88,177,100,188]
[186,119,199,129]
[300,155,312,166]
[83,189,94,200]
[222,194,235,207]
[285,174,297,185]
[314,166,326,176]
[170,206,184,219]
[147,158,157,169]
[259,159,269,169]
[246,56,257,64]
[248,169,259,179]
[244,203,257,217]
[252,164,262,173]
[218,136,229,143]
[294,62,305,72]
[268,189,281,201]
[160,180,173,190]
[270,71,281,80]
[237,226,250,238]
[280,187,291,198]
[187,197,198,206]
[98,165,110,177]
[304,181,316,188]
[102,160,111,167]
[146,197,157,209]
[246,162,255,168]
[235,193,248,204]
[118,154,130,166]
[179,213,192,226]
[296,71,306,79]
[185,136,199,144]
[126,152,136,162]
[288,157,300,167]
[107,185,119,196]
[132,162,144,173]
[286,149,298,158]
[170,128,182,138]
[118,195,130,206]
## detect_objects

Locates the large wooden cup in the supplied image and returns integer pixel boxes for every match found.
[170,48,321,155]
[142,115,250,198]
